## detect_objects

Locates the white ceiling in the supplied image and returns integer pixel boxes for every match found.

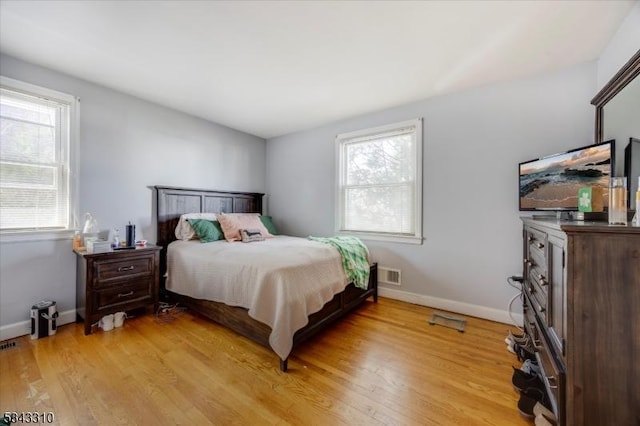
[0,1,635,139]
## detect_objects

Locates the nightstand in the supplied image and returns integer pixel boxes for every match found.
[74,245,161,334]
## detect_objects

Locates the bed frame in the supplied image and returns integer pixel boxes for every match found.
[155,186,378,371]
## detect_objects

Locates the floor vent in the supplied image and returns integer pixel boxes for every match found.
[379,267,401,286]
[0,341,17,351]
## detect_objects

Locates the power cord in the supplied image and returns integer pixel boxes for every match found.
[506,275,524,332]
[155,301,187,322]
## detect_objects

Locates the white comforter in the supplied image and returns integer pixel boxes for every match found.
[166,236,349,360]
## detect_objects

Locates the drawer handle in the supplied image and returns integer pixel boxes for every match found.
[537,242,544,249]
[118,265,135,272]
[117,291,134,298]
[524,259,533,267]
[537,304,546,313]
[547,375,558,389]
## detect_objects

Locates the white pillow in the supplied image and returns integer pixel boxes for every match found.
[175,213,218,240]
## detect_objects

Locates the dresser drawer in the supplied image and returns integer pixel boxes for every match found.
[524,251,547,278]
[523,292,538,340]
[527,228,547,266]
[533,318,565,424]
[524,278,547,322]
[94,255,153,282]
[529,260,549,286]
[95,278,153,311]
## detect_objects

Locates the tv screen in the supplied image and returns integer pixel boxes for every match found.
[519,140,615,211]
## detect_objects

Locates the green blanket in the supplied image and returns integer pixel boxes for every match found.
[309,236,370,289]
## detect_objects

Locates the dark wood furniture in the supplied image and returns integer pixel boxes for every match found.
[155,185,378,371]
[521,218,640,425]
[75,245,161,335]
[591,48,640,143]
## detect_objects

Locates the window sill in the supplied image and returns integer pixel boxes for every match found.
[0,229,74,243]
[336,231,424,245]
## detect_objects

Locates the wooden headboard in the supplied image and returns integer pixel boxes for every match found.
[155,186,264,289]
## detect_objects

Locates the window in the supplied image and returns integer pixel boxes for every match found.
[336,118,422,244]
[0,76,78,237]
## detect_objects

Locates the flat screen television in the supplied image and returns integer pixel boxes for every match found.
[519,140,615,211]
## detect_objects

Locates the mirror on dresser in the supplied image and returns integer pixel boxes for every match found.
[591,49,640,209]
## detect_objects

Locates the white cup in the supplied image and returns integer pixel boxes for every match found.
[114,312,126,328]
[99,314,114,331]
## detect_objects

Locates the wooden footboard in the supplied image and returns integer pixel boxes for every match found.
[167,263,377,371]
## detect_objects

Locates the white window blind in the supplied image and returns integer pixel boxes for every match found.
[336,118,422,244]
[0,78,77,232]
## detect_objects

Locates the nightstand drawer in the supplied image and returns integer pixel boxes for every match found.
[95,278,153,311]
[95,256,153,282]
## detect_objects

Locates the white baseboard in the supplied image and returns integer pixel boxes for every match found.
[1,293,522,341]
[0,309,76,342]
[378,287,523,326]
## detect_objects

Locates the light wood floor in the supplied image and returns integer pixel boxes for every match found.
[1,298,530,425]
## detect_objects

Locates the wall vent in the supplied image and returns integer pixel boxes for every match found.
[378,267,401,286]
[0,341,17,351]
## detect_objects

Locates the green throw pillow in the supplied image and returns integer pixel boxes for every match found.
[188,219,224,243]
[260,215,278,235]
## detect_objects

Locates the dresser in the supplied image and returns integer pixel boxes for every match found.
[74,245,161,334]
[521,218,640,425]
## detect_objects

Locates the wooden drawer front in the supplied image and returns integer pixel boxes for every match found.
[524,279,547,324]
[95,256,153,282]
[529,263,549,289]
[527,228,547,267]
[95,279,153,310]
[533,318,565,424]
[524,251,547,279]
[523,293,539,342]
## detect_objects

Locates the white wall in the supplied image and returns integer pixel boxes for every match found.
[266,62,596,323]
[0,54,266,339]
[596,1,640,179]
[596,2,640,90]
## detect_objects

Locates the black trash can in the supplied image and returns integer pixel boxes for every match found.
[30,300,58,339]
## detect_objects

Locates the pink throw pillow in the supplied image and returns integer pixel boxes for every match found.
[217,213,272,242]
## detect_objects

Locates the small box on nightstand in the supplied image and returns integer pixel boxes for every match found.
[86,239,111,253]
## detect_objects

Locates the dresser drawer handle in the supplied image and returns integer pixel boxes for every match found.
[117,291,134,298]
[118,265,135,272]
[537,304,546,313]
[537,242,544,249]
[537,274,548,286]
[546,375,558,389]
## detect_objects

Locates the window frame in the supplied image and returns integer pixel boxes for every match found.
[0,76,79,243]
[335,118,423,244]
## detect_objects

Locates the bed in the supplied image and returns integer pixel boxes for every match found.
[155,186,378,371]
